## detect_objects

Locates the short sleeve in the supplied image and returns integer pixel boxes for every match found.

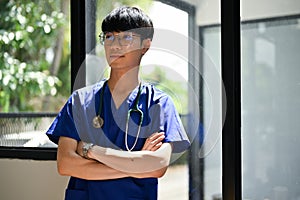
[160,96,190,153]
[46,96,80,144]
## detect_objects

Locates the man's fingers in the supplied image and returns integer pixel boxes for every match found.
[150,135,165,144]
[143,132,165,151]
[149,132,164,141]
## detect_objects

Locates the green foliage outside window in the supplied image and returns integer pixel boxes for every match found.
[0,0,153,113]
[0,0,189,115]
[0,0,66,112]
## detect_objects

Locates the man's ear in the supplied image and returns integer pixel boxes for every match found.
[141,39,151,55]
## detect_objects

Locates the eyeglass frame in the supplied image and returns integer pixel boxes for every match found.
[99,31,141,46]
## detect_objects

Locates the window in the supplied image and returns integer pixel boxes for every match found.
[198,0,300,199]
[0,0,70,153]
[241,14,300,200]
[195,0,223,199]
[200,25,223,199]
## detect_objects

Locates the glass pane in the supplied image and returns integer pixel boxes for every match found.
[147,3,189,200]
[241,2,300,199]
[0,0,71,113]
[0,0,70,147]
[0,114,57,147]
[201,25,222,200]
[197,0,222,199]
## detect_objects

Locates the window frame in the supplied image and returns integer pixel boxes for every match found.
[0,113,58,160]
[0,1,85,160]
[220,0,242,199]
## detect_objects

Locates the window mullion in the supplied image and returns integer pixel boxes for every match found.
[221,0,242,199]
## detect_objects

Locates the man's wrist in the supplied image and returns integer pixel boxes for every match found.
[82,142,95,159]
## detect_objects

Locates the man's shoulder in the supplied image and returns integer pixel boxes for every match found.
[71,80,106,102]
[142,82,170,101]
[74,80,105,95]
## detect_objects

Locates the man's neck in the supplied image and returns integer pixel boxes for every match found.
[108,66,140,94]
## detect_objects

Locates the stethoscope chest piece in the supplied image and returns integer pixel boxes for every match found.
[93,115,104,128]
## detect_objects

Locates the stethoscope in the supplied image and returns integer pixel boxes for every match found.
[92,80,144,151]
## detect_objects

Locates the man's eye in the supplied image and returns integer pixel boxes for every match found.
[123,35,133,40]
[105,34,114,40]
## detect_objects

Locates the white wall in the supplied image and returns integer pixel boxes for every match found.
[183,0,300,25]
[241,0,300,21]
[0,159,68,200]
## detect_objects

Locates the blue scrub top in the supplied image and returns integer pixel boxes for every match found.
[46,80,190,200]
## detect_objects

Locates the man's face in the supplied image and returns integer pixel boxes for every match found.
[103,31,146,69]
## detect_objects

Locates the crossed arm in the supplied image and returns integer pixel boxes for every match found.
[57,132,172,180]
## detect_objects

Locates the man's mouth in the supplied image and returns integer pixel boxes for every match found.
[110,54,125,59]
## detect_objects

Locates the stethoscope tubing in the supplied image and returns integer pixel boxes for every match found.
[93,80,143,151]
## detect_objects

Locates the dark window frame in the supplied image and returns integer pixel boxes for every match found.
[221,0,242,199]
[0,113,58,160]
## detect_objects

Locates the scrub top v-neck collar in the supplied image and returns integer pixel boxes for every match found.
[101,81,142,112]
[96,81,143,150]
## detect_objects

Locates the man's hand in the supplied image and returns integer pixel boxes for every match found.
[76,141,84,157]
[142,132,165,151]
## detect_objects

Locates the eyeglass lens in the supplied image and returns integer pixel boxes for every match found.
[101,32,134,46]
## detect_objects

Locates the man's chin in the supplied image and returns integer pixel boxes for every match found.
[109,61,125,69]
[109,56,124,64]
[109,59,121,66]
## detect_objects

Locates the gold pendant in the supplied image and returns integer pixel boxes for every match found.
[93,116,104,128]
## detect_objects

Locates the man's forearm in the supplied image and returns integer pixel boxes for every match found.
[58,136,129,180]
[88,143,172,173]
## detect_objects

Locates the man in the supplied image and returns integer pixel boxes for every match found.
[46,6,190,200]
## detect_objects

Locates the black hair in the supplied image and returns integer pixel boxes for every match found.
[101,6,154,41]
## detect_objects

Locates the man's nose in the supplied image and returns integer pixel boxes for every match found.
[110,36,121,48]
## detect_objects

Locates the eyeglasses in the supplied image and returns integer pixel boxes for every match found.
[99,32,140,46]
